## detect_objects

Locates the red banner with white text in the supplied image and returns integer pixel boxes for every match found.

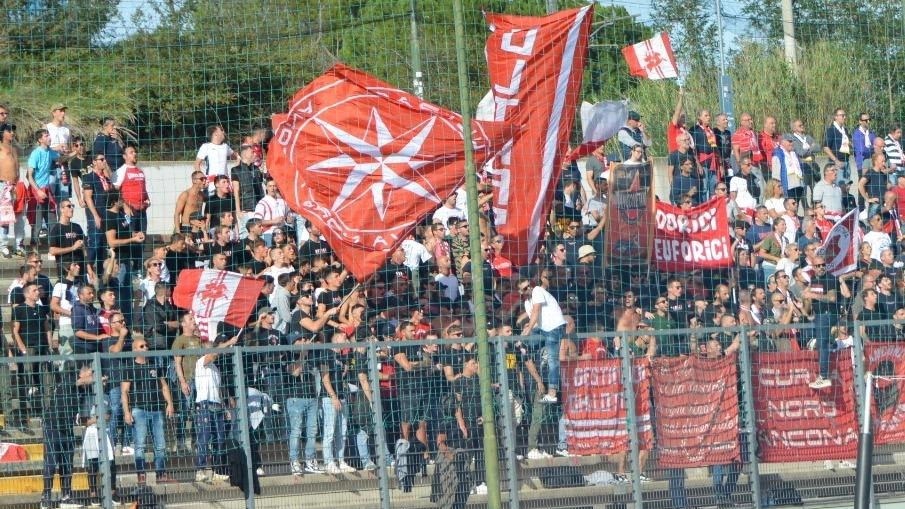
[561,358,652,456]
[864,342,905,445]
[484,6,593,266]
[654,197,733,272]
[651,354,740,468]
[753,352,859,462]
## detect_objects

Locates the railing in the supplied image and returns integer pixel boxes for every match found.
[1,319,902,508]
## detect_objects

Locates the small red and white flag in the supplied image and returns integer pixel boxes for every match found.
[820,208,861,276]
[622,32,679,80]
[172,269,265,340]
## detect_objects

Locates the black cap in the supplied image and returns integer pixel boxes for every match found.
[733,220,749,230]
[627,111,642,121]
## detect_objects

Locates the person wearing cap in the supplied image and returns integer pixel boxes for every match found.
[195,124,236,191]
[617,110,650,161]
[174,170,207,233]
[231,143,264,239]
[113,144,150,234]
[772,133,805,205]
[27,128,60,247]
[730,221,751,253]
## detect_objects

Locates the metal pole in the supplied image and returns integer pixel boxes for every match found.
[452,1,501,507]
[854,372,873,509]
[619,332,644,507]
[780,0,798,72]
[738,325,762,508]
[714,0,735,130]
[852,322,868,424]
[409,0,424,98]
[232,348,255,509]
[494,337,520,509]
[367,342,392,509]
[92,353,113,508]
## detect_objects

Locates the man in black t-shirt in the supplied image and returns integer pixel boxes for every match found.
[206,175,235,229]
[121,337,176,485]
[49,198,88,282]
[393,321,433,458]
[315,267,345,339]
[298,223,334,264]
[81,155,111,276]
[231,144,264,239]
[284,335,322,475]
[803,257,851,389]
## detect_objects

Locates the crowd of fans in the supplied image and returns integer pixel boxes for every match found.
[0,95,901,509]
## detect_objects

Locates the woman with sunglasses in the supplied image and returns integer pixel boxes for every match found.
[139,258,165,307]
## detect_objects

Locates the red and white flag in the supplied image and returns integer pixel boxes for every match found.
[622,32,679,80]
[484,6,594,265]
[172,269,265,340]
[820,208,861,276]
[267,64,514,282]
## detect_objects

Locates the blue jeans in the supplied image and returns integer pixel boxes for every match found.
[835,159,852,185]
[814,312,835,378]
[107,385,133,449]
[321,398,348,464]
[286,397,319,462]
[86,216,106,277]
[132,408,166,474]
[668,468,688,508]
[535,325,564,391]
[194,403,225,469]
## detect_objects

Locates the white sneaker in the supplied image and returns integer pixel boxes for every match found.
[555,448,572,457]
[212,472,230,482]
[325,461,343,474]
[639,474,652,483]
[809,376,832,389]
[255,467,265,476]
[305,459,324,474]
[59,496,81,509]
[271,403,281,413]
[527,448,552,460]
[121,446,135,456]
[363,461,378,471]
[541,394,558,403]
[195,470,210,483]
[472,482,488,495]
[838,460,857,469]
[824,460,835,470]
[291,460,303,476]
[338,461,356,473]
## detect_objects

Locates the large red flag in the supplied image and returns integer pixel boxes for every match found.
[484,6,593,265]
[172,269,265,340]
[267,64,514,282]
[622,32,679,80]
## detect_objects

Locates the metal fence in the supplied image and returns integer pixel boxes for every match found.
[1,319,902,509]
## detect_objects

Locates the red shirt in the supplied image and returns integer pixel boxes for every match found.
[732,127,763,162]
[759,131,779,163]
[893,186,905,219]
[116,165,149,211]
[666,122,688,153]
[491,253,513,278]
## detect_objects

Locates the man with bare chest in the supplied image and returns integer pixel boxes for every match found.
[173,170,206,233]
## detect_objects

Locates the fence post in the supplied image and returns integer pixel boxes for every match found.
[493,337,520,509]
[851,319,877,508]
[91,353,113,508]
[367,341,392,509]
[232,348,255,509]
[738,325,761,509]
[618,331,643,508]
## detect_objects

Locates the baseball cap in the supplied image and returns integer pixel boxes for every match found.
[733,220,750,230]
[781,133,795,142]
[627,110,642,121]
[257,307,274,317]
[50,103,67,112]
[578,245,597,259]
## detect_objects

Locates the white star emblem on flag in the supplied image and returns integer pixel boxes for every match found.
[308,107,442,220]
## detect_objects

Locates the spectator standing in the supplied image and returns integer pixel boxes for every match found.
[518,277,566,403]
[113,145,150,234]
[71,284,106,354]
[317,331,356,474]
[66,136,88,208]
[860,153,888,218]
[666,88,688,152]
[193,330,230,483]
[253,179,291,247]
[885,125,903,181]
[103,191,144,323]
[0,123,25,257]
[773,134,805,204]
[27,128,60,246]
[714,113,733,178]
[812,165,843,217]
[206,175,235,229]
[617,111,651,161]
[231,144,264,239]
[81,154,112,275]
[804,257,850,389]
[93,118,125,171]
[121,337,178,486]
[195,125,236,191]
[759,116,780,179]
[174,171,207,234]
[824,108,852,183]
[49,198,89,282]
[40,364,94,509]
[853,112,876,171]
[732,114,765,196]
[172,312,203,455]
[689,109,718,197]
[46,104,71,205]
[285,334,323,475]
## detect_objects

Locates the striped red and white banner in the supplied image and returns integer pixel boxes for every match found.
[621,32,679,80]
[172,269,264,340]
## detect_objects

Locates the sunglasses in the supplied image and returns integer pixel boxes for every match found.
[518,286,530,293]
[111,319,124,324]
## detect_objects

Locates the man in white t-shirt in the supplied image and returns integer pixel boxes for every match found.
[195,125,235,192]
[519,276,566,403]
[431,194,464,235]
[50,261,81,345]
[46,104,71,154]
[729,159,758,211]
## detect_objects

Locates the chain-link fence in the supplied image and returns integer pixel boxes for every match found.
[0,318,901,509]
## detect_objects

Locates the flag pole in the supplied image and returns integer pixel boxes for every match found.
[452,1,502,508]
